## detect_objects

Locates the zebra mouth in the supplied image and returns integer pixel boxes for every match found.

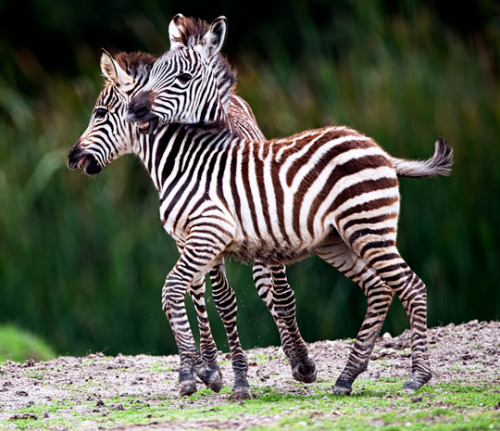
[136,117,159,135]
[68,149,102,175]
[137,121,150,133]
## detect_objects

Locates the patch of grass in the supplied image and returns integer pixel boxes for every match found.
[147,361,173,373]
[248,352,281,365]
[2,378,499,430]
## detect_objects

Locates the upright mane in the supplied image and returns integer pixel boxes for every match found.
[175,17,237,109]
[115,51,157,80]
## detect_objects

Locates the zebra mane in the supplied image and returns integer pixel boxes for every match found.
[114,51,157,80]
[175,17,237,109]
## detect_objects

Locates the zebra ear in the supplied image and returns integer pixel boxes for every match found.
[100,49,134,88]
[169,13,186,49]
[199,16,227,58]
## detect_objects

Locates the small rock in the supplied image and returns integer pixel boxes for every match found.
[96,399,105,407]
[23,359,36,367]
[9,413,37,421]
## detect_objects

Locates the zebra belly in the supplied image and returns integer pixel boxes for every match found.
[224,229,331,265]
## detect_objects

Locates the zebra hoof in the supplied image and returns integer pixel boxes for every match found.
[230,385,251,401]
[207,369,224,393]
[179,379,198,397]
[333,378,353,396]
[401,371,431,393]
[195,366,223,392]
[292,358,317,384]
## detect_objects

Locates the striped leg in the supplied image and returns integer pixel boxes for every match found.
[263,264,317,383]
[209,261,251,400]
[252,264,293,357]
[316,234,394,395]
[347,236,432,392]
[188,279,223,392]
[389,266,431,392]
[162,273,201,396]
[163,223,233,397]
[207,260,316,400]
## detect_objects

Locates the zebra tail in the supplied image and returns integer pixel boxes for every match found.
[392,138,453,178]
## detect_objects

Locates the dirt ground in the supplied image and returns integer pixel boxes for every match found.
[0,320,499,429]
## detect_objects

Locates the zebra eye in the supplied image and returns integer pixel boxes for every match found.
[177,73,192,84]
[95,107,108,118]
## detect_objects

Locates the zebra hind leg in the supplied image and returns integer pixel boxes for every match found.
[361,245,432,393]
[265,264,317,383]
[333,284,394,395]
[393,269,432,392]
[316,235,394,395]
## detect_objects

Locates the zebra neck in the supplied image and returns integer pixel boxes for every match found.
[136,124,234,194]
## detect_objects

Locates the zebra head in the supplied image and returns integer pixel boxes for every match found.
[125,15,234,133]
[68,50,154,175]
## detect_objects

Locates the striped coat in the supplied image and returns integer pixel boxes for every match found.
[125,15,452,397]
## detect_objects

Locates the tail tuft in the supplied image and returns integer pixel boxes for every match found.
[392,138,453,178]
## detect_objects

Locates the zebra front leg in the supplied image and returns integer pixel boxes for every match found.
[162,271,201,397]
[188,280,223,393]
[209,262,251,401]
[266,264,317,383]
[163,222,234,397]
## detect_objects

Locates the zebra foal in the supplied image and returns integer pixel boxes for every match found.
[67,31,316,400]
[126,15,453,396]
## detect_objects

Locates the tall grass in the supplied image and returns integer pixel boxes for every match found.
[0,3,499,357]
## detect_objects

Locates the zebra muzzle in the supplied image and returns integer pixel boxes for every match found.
[67,147,102,175]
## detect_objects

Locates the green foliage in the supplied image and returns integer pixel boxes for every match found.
[0,1,499,357]
[0,325,56,363]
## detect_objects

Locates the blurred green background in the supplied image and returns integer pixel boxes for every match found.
[1,0,499,360]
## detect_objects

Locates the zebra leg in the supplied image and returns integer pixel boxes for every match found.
[391,268,432,392]
[162,272,200,396]
[267,264,317,383]
[209,262,251,401]
[350,238,432,392]
[316,234,394,395]
[252,264,293,358]
[162,225,232,397]
[188,279,223,393]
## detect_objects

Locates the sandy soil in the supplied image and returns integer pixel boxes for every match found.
[1,320,499,429]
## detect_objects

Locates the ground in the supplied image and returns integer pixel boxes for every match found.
[0,320,499,430]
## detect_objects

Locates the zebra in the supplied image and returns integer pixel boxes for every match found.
[68,22,317,400]
[125,15,453,396]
